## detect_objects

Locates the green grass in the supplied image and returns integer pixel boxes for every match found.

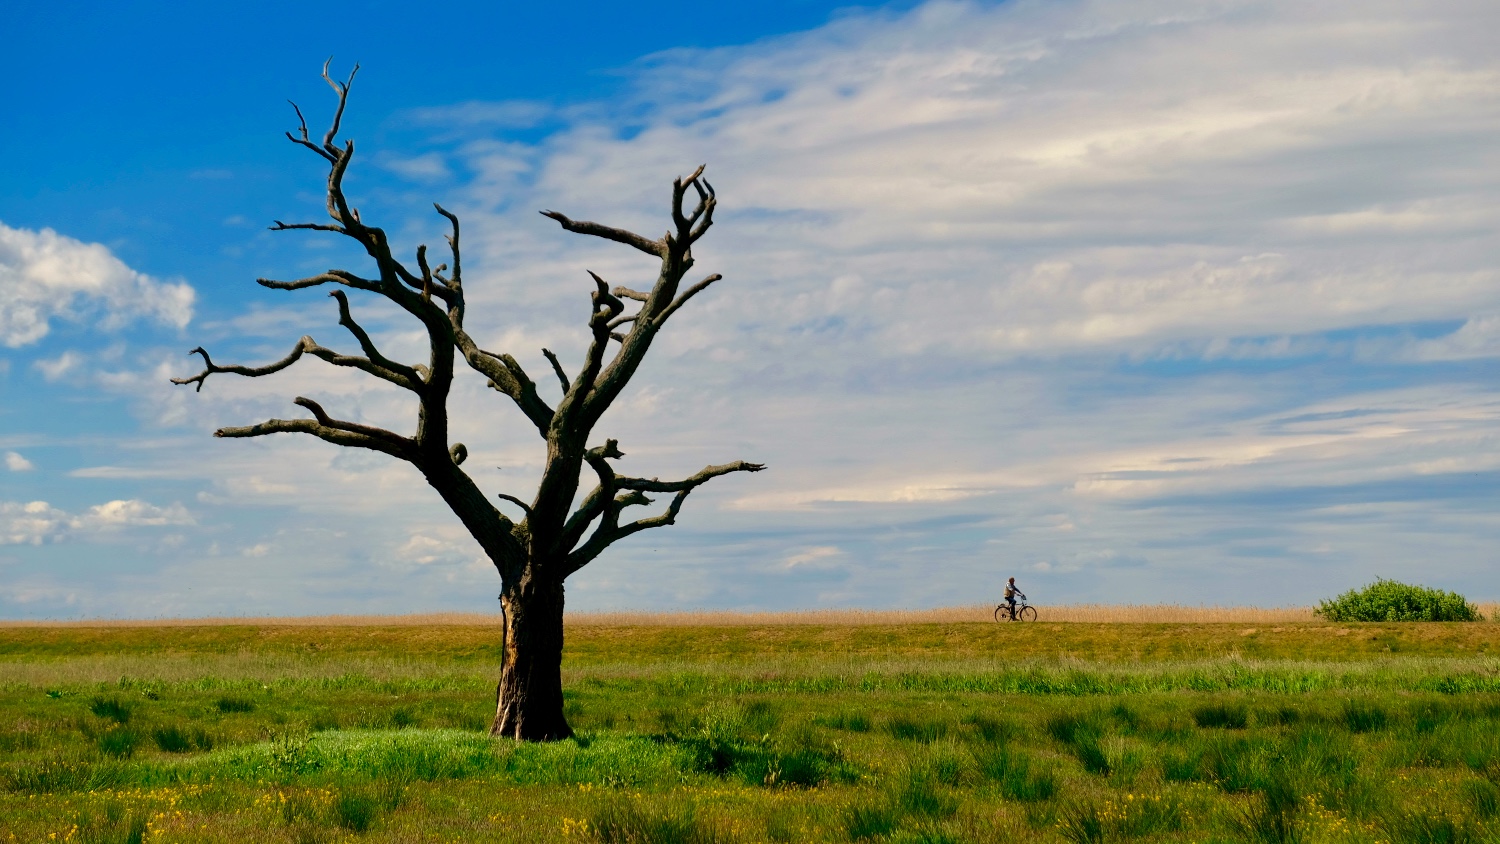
[0,619,1498,842]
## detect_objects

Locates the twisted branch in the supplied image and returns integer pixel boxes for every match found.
[540,211,665,258]
[171,343,308,392]
[257,269,379,293]
[562,455,764,575]
[215,395,414,459]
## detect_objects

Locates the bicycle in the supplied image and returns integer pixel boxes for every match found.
[994,598,1037,622]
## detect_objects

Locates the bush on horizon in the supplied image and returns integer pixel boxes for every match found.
[1315,579,1484,622]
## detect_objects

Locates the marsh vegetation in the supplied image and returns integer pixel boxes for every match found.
[1,618,1497,842]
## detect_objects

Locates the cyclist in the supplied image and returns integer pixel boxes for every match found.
[1003,577,1027,620]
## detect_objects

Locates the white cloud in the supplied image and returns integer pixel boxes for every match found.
[0,499,193,545]
[437,0,1499,366]
[0,221,195,346]
[0,502,68,545]
[376,152,453,183]
[4,452,34,472]
[34,350,82,381]
[71,500,194,531]
[11,0,1500,616]
[783,546,846,569]
[1409,315,1500,361]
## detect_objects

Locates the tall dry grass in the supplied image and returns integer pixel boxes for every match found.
[0,604,1361,627]
[5,602,1495,628]
[565,604,1324,625]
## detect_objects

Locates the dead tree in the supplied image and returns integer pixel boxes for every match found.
[173,63,763,740]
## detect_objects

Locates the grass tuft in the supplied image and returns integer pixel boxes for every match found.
[96,726,141,758]
[151,723,214,753]
[846,804,898,840]
[589,800,719,844]
[1341,699,1389,733]
[76,804,148,844]
[961,712,1014,744]
[974,746,1055,801]
[815,711,871,732]
[1465,779,1500,819]
[1193,702,1249,729]
[214,696,255,713]
[895,767,959,819]
[332,788,379,832]
[89,696,133,723]
[887,715,949,743]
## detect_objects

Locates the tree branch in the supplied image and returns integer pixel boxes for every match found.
[560,439,624,552]
[435,203,462,290]
[285,100,335,163]
[270,220,344,234]
[541,348,570,395]
[328,290,424,388]
[214,395,414,459]
[616,461,766,493]
[562,458,764,576]
[496,493,532,516]
[451,333,555,436]
[257,269,379,293]
[657,273,722,325]
[540,211,664,258]
[320,58,358,155]
[171,341,309,392]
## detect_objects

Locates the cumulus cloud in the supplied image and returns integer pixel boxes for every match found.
[0,222,195,346]
[4,452,33,472]
[0,502,68,545]
[0,499,193,545]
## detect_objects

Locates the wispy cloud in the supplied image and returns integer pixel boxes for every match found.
[4,0,1499,617]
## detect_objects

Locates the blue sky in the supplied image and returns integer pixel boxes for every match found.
[2,0,1497,618]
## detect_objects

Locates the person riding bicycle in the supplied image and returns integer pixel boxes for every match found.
[1004,577,1027,620]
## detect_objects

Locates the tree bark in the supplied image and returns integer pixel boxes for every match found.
[491,570,572,740]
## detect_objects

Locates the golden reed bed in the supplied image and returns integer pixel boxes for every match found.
[5,603,1493,627]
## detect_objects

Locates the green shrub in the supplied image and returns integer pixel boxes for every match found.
[1315,579,1483,622]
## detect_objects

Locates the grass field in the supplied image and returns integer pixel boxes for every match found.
[2,612,1498,843]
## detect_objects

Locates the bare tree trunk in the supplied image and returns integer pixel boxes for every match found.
[491,570,571,740]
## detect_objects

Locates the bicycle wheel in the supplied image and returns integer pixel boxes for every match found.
[1018,605,1037,622]
[993,605,1007,622]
